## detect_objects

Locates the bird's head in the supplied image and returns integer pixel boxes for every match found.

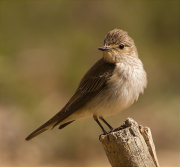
[98,29,138,63]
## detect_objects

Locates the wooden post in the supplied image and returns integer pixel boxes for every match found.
[100,118,160,167]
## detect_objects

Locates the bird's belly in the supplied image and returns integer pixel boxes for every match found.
[59,87,137,126]
[86,88,135,117]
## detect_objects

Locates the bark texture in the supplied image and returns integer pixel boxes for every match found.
[100,118,160,167]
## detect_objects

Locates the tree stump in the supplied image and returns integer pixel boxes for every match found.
[100,118,160,167]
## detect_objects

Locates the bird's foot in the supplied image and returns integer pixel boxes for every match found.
[99,130,109,141]
[112,125,124,132]
[99,126,126,141]
[109,128,115,133]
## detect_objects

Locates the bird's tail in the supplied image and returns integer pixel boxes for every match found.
[25,128,48,141]
[25,112,75,141]
[25,120,75,140]
[25,115,60,141]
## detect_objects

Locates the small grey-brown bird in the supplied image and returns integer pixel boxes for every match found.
[25,29,147,141]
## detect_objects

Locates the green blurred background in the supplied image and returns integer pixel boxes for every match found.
[1,1,179,166]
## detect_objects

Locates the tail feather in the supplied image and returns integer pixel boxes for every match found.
[25,115,60,141]
[25,107,73,141]
[25,128,48,141]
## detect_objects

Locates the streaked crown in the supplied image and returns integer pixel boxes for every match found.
[104,29,134,47]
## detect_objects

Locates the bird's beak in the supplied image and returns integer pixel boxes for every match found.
[98,46,112,51]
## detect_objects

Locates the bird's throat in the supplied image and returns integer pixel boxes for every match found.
[103,51,120,64]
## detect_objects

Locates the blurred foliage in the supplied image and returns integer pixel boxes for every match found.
[1,1,179,167]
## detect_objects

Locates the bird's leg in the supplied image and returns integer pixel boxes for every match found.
[93,115,107,134]
[99,116,114,132]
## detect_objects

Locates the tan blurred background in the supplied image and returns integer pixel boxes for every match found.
[1,1,179,167]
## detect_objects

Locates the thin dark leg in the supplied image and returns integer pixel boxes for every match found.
[99,116,114,131]
[93,115,107,134]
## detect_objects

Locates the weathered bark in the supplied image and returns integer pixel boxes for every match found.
[100,118,160,167]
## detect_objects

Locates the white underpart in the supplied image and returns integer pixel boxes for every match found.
[57,53,147,126]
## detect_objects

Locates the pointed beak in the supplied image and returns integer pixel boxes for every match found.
[98,46,112,51]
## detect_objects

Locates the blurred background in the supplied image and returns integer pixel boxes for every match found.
[1,1,179,167]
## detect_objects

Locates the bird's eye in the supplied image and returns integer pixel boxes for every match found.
[119,44,124,50]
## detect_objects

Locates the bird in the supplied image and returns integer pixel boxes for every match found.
[25,29,147,141]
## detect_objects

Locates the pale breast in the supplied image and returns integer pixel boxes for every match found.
[114,58,146,101]
[91,57,147,117]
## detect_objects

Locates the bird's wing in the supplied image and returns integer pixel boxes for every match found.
[52,58,116,127]
[25,58,115,140]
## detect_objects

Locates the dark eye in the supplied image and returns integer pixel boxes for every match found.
[119,44,124,49]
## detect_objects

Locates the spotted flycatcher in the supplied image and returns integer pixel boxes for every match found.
[25,29,147,140]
